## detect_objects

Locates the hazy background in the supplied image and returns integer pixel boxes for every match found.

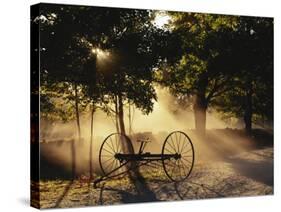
[39,87,264,176]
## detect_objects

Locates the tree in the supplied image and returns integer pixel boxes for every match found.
[157,13,238,135]
[37,5,121,179]
[213,16,273,133]
[37,4,165,197]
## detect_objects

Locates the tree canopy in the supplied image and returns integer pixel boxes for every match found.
[35,4,273,135]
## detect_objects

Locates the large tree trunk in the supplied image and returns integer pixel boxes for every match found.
[244,81,253,134]
[117,94,156,200]
[193,92,207,136]
[89,106,95,181]
[118,95,127,142]
[193,74,208,136]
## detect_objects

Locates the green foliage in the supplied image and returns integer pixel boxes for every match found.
[40,83,89,122]
[213,17,273,124]
[35,4,273,129]
[36,4,168,121]
[157,12,273,130]
[157,13,238,107]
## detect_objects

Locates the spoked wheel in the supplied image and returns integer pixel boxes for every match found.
[99,133,134,178]
[162,131,195,182]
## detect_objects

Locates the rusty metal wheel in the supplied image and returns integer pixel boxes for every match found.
[99,133,134,177]
[162,131,194,182]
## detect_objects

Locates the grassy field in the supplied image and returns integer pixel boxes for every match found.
[34,146,273,208]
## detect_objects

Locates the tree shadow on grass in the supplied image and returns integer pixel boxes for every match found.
[98,181,159,204]
[194,130,273,187]
[227,157,273,186]
[171,162,273,200]
[53,180,74,208]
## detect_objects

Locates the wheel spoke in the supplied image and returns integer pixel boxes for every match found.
[110,137,116,153]
[105,141,115,153]
[170,136,178,152]
[104,159,115,172]
[116,136,121,153]
[166,140,177,152]
[177,160,181,179]
[178,161,187,176]
[108,160,116,174]
[181,148,192,155]
[178,133,182,153]
[164,148,174,154]
[181,155,193,158]
[102,157,115,164]
[179,160,190,172]
[113,159,118,171]
[100,133,134,176]
[102,148,114,155]
[181,157,192,164]
[180,138,187,153]
[162,131,194,182]
[175,133,180,152]
[101,155,113,157]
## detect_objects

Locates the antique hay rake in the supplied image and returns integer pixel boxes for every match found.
[94,131,194,187]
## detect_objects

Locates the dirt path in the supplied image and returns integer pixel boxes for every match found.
[38,147,273,208]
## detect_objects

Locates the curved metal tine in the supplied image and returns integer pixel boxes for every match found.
[129,160,148,168]
[140,160,156,169]
[143,161,159,169]
[94,167,128,188]
[103,161,129,179]
[101,161,146,184]
[105,158,148,180]
[108,160,147,179]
